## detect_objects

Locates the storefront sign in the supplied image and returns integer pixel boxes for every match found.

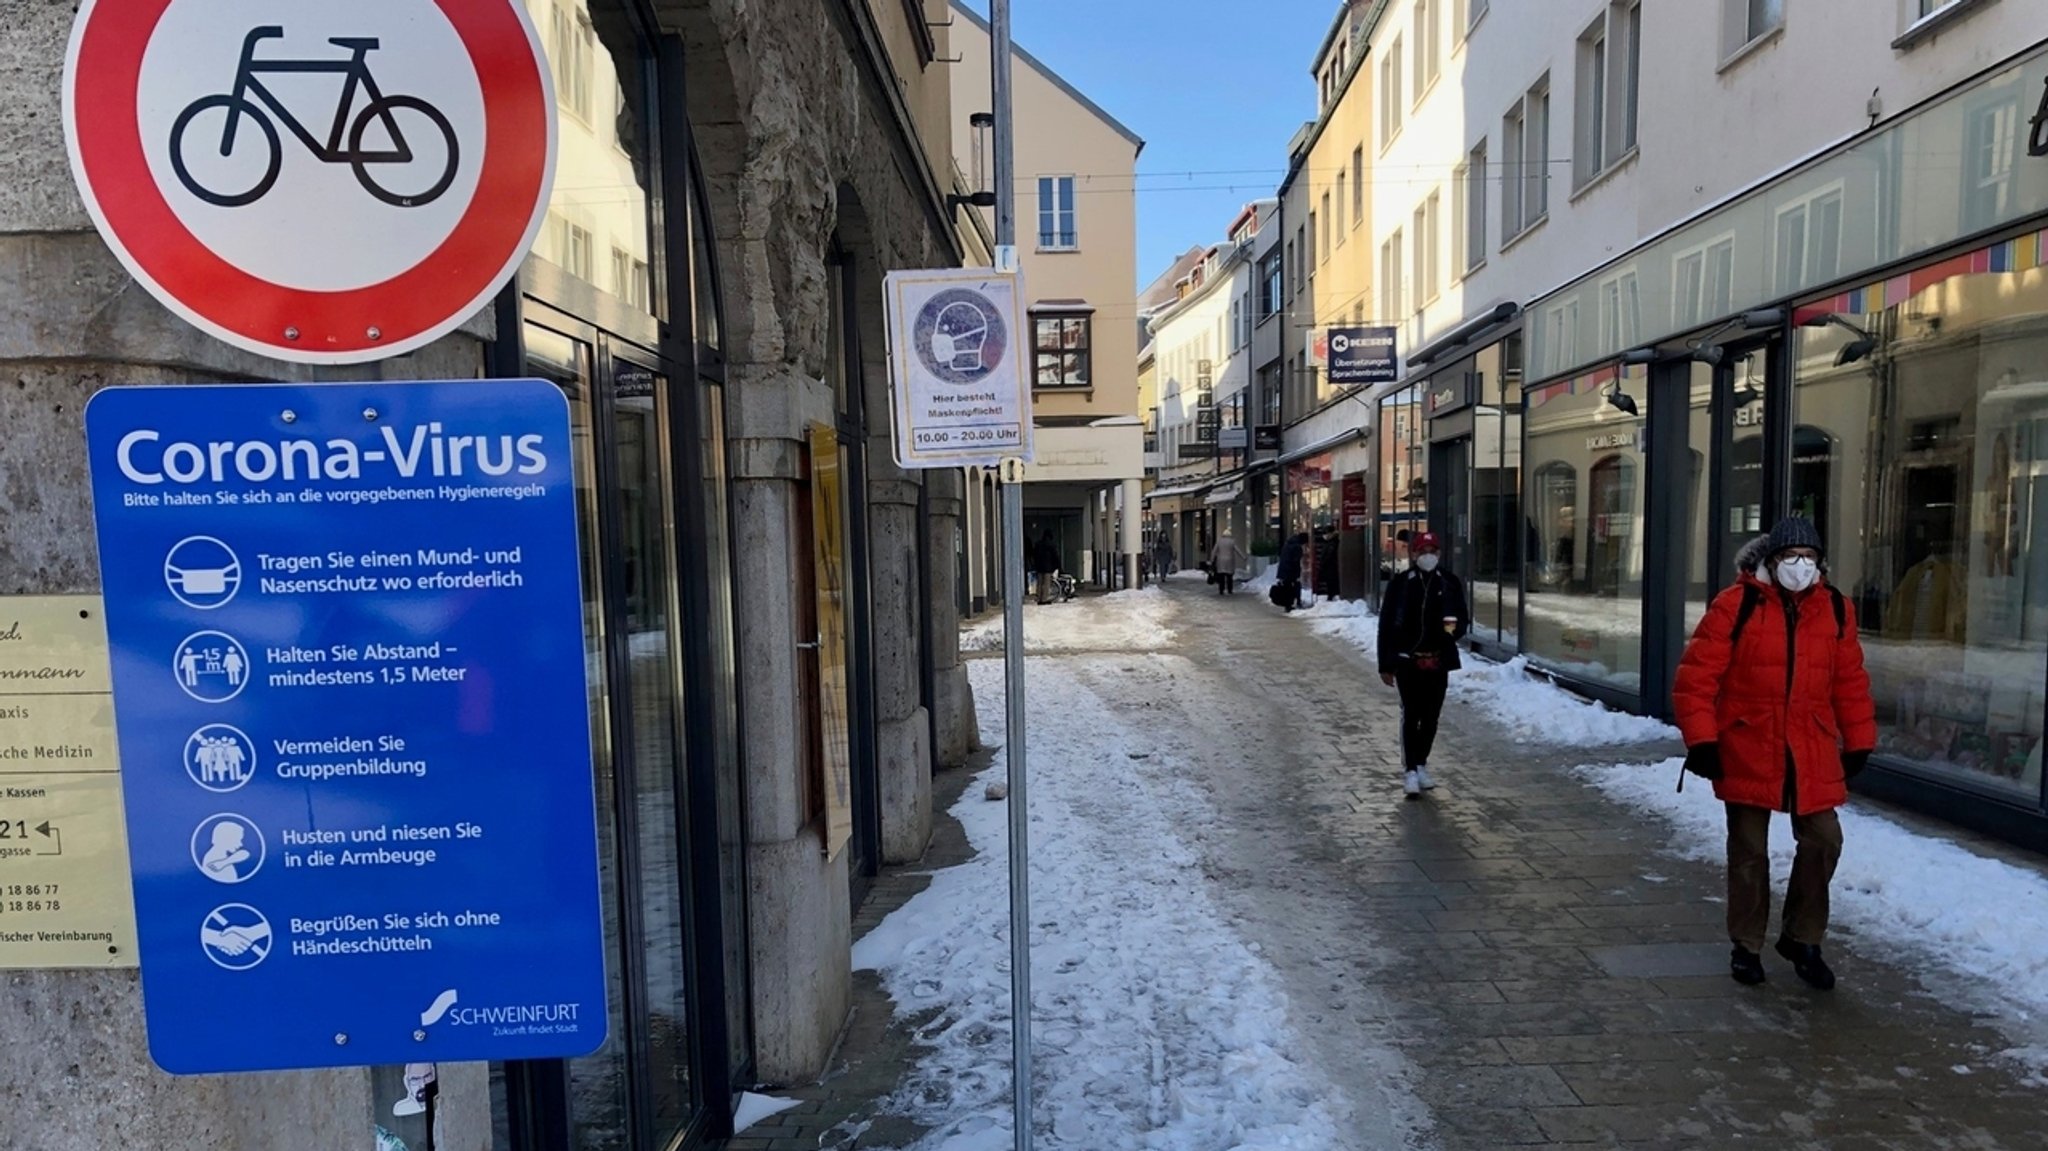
[1178,443,1219,460]
[84,380,606,1074]
[62,0,556,364]
[886,268,1035,468]
[1586,430,1641,451]
[1254,424,1282,452]
[1218,427,1249,450]
[1341,476,1369,529]
[1428,372,1473,418]
[1327,327,1399,386]
[0,597,139,970]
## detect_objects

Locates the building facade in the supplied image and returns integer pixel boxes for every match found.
[949,3,1146,596]
[1278,0,1382,602]
[1323,0,2048,847]
[2,0,984,1147]
[1142,204,1278,570]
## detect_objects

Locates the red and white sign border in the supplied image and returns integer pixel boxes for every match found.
[62,0,557,365]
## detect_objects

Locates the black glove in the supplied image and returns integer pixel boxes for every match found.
[1842,749,1871,780]
[1683,743,1723,782]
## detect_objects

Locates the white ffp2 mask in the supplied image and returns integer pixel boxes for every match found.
[1774,557,1819,592]
[1415,554,1440,573]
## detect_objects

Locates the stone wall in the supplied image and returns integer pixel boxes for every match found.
[660,0,963,1082]
[1,5,490,1146]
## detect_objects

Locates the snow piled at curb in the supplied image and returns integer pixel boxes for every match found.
[1284,598,1677,748]
[1580,760,2048,1048]
[1449,656,1677,748]
[854,657,1345,1149]
[961,586,1178,655]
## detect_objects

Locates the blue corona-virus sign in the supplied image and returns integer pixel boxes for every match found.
[85,379,607,1075]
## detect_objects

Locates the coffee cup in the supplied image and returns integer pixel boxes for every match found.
[1442,616,1458,634]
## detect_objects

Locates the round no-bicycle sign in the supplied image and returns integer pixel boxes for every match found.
[63,0,556,364]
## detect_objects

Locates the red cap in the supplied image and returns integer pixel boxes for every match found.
[1411,531,1442,554]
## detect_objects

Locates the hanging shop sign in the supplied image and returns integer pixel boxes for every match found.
[1326,326,1400,387]
[84,379,606,1075]
[1254,424,1283,452]
[0,597,139,970]
[885,268,1035,469]
[62,0,556,363]
[1218,427,1249,451]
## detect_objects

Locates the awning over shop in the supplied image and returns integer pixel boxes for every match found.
[1144,478,1214,504]
[1204,483,1243,506]
[1278,426,1366,465]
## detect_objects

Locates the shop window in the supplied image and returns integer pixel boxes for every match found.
[1793,251,2048,799]
[1523,364,1647,692]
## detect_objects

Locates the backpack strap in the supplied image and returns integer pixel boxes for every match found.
[1728,583,1763,648]
[1729,582,1846,646]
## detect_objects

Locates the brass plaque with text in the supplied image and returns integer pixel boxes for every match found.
[0,596,138,968]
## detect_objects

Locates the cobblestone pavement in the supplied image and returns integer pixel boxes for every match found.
[779,585,2048,1150]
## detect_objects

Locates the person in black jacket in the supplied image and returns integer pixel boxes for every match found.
[1031,530,1061,605]
[1375,531,1471,798]
[1272,532,1307,610]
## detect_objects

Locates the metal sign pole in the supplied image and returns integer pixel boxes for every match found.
[989,3,1031,1148]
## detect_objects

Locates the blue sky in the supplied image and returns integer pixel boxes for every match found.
[962,1,1336,288]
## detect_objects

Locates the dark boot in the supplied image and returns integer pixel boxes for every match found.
[1775,936,1836,990]
[1730,945,1766,986]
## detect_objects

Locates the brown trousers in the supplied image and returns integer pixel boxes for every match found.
[1725,803,1843,952]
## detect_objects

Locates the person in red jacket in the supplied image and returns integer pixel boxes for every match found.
[1672,516,1877,990]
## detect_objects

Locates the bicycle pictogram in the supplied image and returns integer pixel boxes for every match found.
[170,26,460,209]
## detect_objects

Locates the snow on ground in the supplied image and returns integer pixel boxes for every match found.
[1580,760,2048,1056]
[1448,656,1677,747]
[960,587,1178,655]
[1282,597,1676,748]
[855,630,1347,1149]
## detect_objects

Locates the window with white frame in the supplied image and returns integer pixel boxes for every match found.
[1964,98,2019,229]
[1286,236,1299,298]
[1313,207,1324,267]
[610,247,649,311]
[1464,141,1487,270]
[1259,250,1283,319]
[1597,268,1640,348]
[1773,183,1844,295]
[1576,2,1642,188]
[1416,191,1441,305]
[1576,19,1606,184]
[1414,0,1440,101]
[551,4,594,123]
[1334,176,1347,239]
[1502,79,1549,240]
[1352,146,1365,225]
[1037,176,1077,249]
[1380,37,1404,147]
[551,213,594,281]
[1293,226,1306,291]
[1381,229,1405,324]
[1722,0,1783,61]
[1451,163,1468,276]
[1673,234,1736,326]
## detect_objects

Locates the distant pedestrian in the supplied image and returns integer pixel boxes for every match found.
[1152,534,1174,578]
[1032,530,1062,606]
[1208,531,1246,596]
[1672,516,1876,991]
[1272,531,1307,610]
[1376,531,1469,798]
